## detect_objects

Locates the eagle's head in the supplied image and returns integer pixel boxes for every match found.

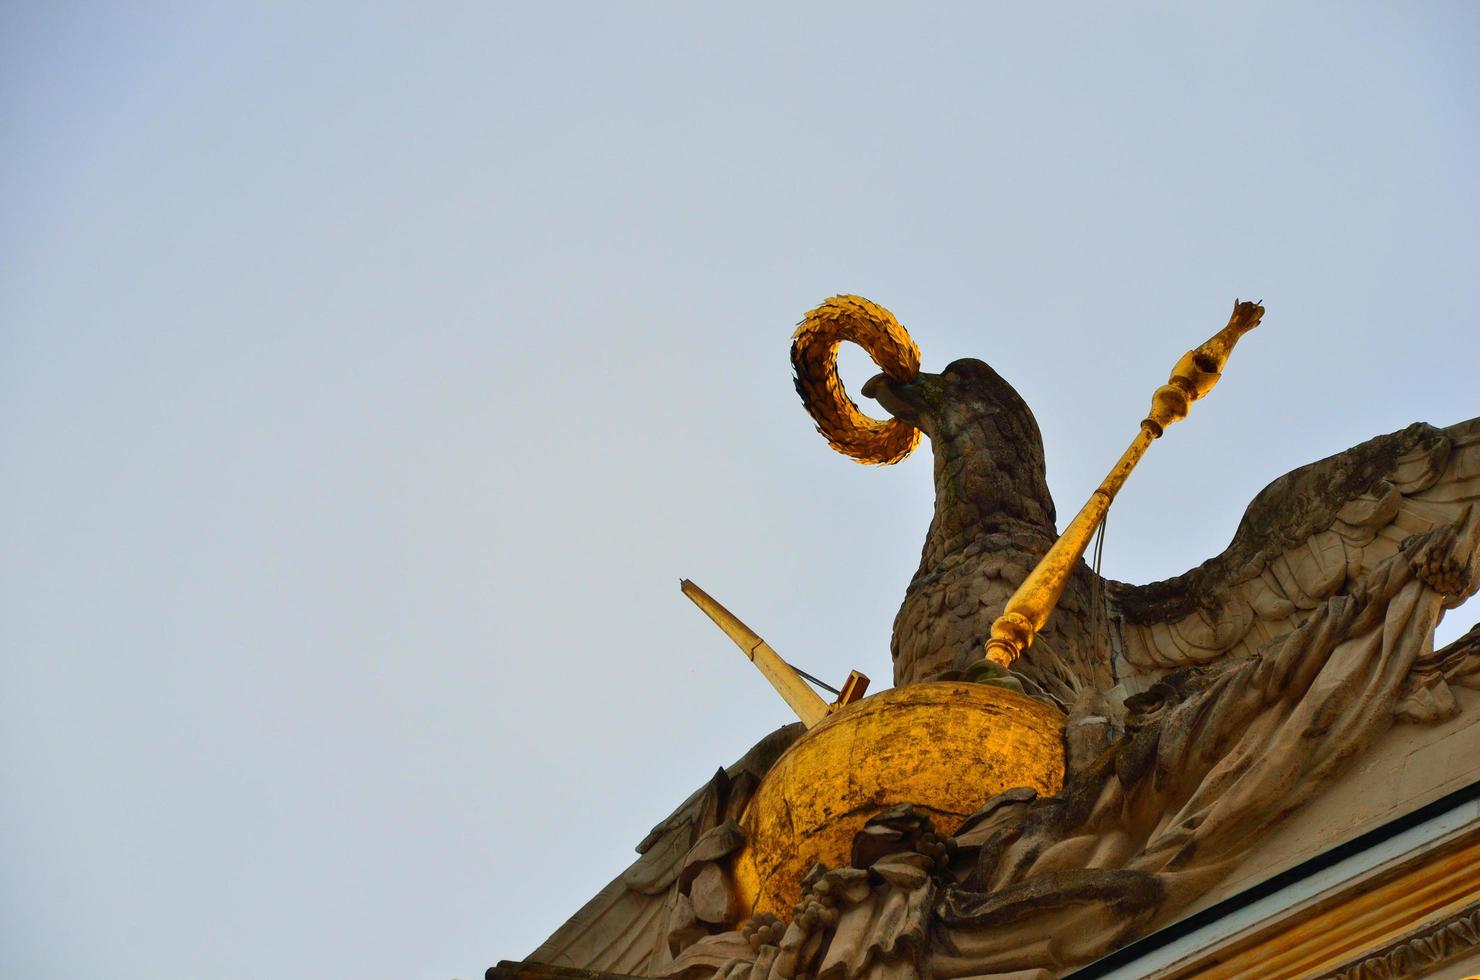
[863,357,1057,538]
[861,358,1030,444]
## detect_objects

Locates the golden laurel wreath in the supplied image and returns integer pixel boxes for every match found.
[790,294,922,465]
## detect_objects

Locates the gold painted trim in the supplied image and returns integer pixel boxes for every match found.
[1162,824,1480,979]
[1315,897,1480,980]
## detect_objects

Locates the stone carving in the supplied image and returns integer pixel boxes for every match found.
[530,726,802,977]
[1318,897,1480,980]
[526,304,1480,978]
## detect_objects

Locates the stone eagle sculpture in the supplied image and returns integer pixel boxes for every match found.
[521,297,1480,980]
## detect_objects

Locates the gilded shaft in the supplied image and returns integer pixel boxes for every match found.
[984,300,1265,667]
[680,579,833,728]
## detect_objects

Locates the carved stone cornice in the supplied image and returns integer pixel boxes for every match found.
[1316,898,1480,980]
[1156,824,1480,978]
[486,959,637,980]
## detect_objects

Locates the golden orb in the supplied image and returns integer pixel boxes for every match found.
[730,681,1065,920]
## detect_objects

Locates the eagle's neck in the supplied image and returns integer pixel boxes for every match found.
[918,404,1058,573]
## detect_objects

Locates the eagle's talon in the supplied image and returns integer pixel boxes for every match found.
[962,659,1026,693]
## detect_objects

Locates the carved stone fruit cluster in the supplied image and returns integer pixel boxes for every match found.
[1415,547,1469,596]
[742,912,784,951]
[792,876,841,934]
[917,829,954,872]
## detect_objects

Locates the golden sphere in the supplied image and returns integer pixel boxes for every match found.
[731,681,1064,920]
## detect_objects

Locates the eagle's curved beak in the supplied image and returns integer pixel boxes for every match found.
[862,372,929,427]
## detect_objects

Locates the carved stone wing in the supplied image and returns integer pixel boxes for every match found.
[1109,417,1480,676]
[528,725,801,974]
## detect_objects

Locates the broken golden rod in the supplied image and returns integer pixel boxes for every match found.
[983,300,1266,668]
[680,579,868,728]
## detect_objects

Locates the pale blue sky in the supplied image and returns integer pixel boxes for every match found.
[3,4,1478,978]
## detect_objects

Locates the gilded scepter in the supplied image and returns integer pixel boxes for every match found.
[983,299,1265,667]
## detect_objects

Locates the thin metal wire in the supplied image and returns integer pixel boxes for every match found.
[782,658,842,696]
[1090,507,1111,665]
[1092,508,1109,579]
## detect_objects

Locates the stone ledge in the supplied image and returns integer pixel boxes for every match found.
[487,960,641,980]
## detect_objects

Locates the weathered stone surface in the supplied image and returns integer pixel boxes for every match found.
[488,960,640,980]
[688,864,734,925]
[1192,681,1480,912]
